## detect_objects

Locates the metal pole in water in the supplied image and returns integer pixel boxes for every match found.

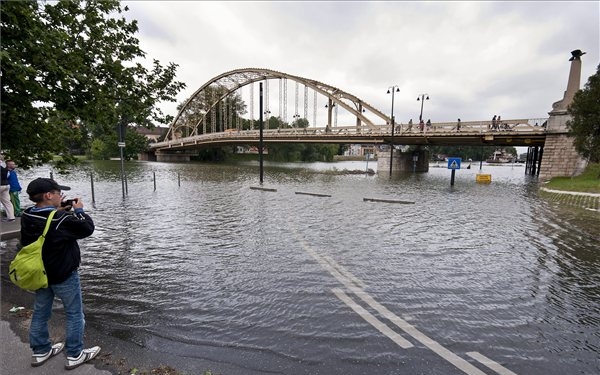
[259,82,264,184]
[90,172,96,207]
[118,121,127,198]
[153,171,156,191]
[178,172,181,187]
[451,169,456,186]
[387,86,399,177]
[119,146,126,198]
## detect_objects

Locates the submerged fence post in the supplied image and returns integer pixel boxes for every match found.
[153,172,156,191]
[178,172,181,187]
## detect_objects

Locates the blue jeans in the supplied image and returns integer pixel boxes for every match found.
[29,271,85,357]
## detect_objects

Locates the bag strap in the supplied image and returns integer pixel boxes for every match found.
[41,210,57,239]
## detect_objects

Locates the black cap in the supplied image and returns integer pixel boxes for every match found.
[26,178,71,196]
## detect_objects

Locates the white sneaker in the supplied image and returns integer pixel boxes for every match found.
[65,346,101,370]
[31,342,64,367]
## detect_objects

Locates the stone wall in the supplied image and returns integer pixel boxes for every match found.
[377,149,430,173]
[538,133,588,181]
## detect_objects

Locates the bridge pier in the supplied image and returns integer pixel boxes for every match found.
[153,150,198,162]
[525,146,543,176]
[378,148,429,173]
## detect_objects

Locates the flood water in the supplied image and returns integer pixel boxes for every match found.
[3,160,599,375]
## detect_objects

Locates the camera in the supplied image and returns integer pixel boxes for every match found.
[60,198,77,208]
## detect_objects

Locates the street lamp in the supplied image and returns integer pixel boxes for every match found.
[417,93,429,122]
[387,85,400,176]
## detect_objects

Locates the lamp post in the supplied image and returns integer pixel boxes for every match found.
[417,93,429,122]
[387,86,400,176]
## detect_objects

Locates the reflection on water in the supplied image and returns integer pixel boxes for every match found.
[3,160,599,374]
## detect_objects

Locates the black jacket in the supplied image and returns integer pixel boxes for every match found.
[20,208,95,285]
[0,166,8,186]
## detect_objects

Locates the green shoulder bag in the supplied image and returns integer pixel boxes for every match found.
[9,210,56,291]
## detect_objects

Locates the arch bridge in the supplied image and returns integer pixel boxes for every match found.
[152,68,551,153]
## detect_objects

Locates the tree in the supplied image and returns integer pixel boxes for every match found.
[0,0,185,168]
[174,86,246,136]
[567,63,600,164]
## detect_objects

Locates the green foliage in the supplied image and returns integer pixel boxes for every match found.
[267,143,339,162]
[90,138,112,160]
[567,64,600,163]
[426,145,516,161]
[0,0,185,168]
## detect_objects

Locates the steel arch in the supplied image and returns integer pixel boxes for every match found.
[165,68,391,140]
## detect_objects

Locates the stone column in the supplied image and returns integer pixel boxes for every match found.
[538,50,588,181]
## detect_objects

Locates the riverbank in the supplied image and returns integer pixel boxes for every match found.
[0,279,217,375]
[542,162,600,193]
[539,163,600,211]
[1,257,226,375]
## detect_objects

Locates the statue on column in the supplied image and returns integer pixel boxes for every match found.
[551,49,586,113]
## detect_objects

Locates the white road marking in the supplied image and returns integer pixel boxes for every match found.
[292,220,518,375]
[350,287,488,375]
[332,288,414,349]
[322,255,368,289]
[467,352,518,375]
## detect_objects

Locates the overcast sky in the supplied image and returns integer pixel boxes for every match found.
[122,1,599,127]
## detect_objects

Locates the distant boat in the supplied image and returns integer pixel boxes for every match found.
[486,149,515,164]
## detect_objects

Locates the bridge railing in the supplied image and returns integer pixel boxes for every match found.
[151,118,548,149]
[393,118,548,134]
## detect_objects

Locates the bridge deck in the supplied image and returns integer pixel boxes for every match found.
[151,119,551,151]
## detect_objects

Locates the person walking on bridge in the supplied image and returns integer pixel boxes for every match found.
[21,177,101,370]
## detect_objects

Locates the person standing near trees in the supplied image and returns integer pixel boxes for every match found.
[0,156,15,222]
[21,177,100,369]
[6,160,22,216]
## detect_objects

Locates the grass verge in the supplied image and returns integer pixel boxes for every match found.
[543,162,600,193]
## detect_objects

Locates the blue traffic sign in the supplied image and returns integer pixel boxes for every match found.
[447,157,462,170]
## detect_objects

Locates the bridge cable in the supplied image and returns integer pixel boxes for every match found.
[304,85,308,122]
[279,78,283,121]
[313,90,317,127]
[250,82,254,130]
[294,81,299,127]
[211,90,216,134]
[283,78,288,125]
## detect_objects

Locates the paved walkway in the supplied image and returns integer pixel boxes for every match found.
[2,219,111,374]
[1,320,111,375]
[0,216,20,240]
[540,187,600,197]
